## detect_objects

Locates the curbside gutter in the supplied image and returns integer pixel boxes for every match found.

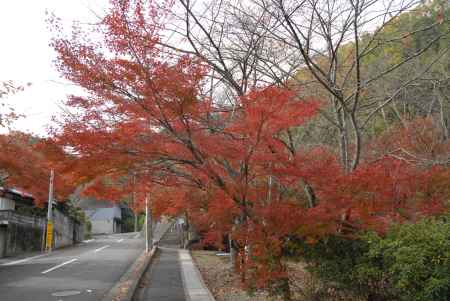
[101,221,174,301]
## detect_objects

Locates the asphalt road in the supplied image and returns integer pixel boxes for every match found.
[0,232,144,301]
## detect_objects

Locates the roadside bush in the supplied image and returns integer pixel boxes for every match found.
[84,220,92,239]
[357,217,450,301]
[297,216,450,301]
[296,235,373,297]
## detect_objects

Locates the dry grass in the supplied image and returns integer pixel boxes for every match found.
[192,251,362,301]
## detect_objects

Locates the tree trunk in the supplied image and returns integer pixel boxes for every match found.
[278,277,292,301]
[437,88,449,140]
[302,181,316,208]
[229,234,238,271]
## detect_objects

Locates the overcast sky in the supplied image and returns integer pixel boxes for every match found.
[0,0,108,136]
[1,0,412,136]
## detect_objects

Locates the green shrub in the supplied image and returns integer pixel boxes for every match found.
[85,220,92,239]
[297,216,450,301]
[357,217,450,301]
[297,235,373,297]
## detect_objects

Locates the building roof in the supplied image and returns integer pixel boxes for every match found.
[84,207,122,221]
[0,187,34,206]
[77,198,128,209]
[0,187,33,198]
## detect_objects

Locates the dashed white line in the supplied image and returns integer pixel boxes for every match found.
[41,258,78,274]
[83,239,94,243]
[1,254,48,266]
[117,239,124,243]
[94,245,110,253]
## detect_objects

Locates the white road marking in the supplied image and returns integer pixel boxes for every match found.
[1,254,48,266]
[83,239,94,243]
[94,245,110,253]
[117,239,124,243]
[41,258,78,274]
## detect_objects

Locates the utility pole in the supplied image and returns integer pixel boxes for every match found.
[132,173,137,232]
[46,170,54,252]
[145,195,152,253]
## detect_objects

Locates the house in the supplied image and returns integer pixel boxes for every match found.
[79,199,122,235]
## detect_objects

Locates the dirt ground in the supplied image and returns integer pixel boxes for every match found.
[191,250,273,301]
[191,251,361,301]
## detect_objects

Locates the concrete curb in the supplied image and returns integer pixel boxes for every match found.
[179,250,217,301]
[101,247,157,301]
[101,221,175,301]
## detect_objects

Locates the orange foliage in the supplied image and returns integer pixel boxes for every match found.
[47,0,449,291]
[0,133,73,205]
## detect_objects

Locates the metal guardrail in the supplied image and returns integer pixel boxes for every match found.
[0,210,46,227]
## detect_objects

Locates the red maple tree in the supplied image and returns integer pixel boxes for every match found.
[48,1,449,298]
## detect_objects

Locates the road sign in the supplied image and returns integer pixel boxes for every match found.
[46,222,53,251]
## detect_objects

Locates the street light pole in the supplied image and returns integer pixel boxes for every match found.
[46,170,54,252]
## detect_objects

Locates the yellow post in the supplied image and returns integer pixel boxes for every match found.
[46,221,53,251]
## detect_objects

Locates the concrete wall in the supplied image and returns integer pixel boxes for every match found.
[0,209,85,258]
[53,209,84,249]
[4,222,45,257]
[90,219,122,235]
[0,225,8,257]
[91,219,114,235]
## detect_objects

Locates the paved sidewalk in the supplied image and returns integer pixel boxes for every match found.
[134,224,215,301]
[137,248,185,301]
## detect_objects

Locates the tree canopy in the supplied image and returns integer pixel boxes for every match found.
[42,1,450,298]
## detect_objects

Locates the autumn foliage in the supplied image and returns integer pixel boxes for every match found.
[0,81,25,128]
[43,0,450,298]
[0,132,74,205]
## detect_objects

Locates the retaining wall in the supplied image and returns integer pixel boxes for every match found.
[0,209,84,257]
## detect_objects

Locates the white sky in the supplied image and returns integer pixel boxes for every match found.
[0,0,417,137]
[0,0,108,136]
